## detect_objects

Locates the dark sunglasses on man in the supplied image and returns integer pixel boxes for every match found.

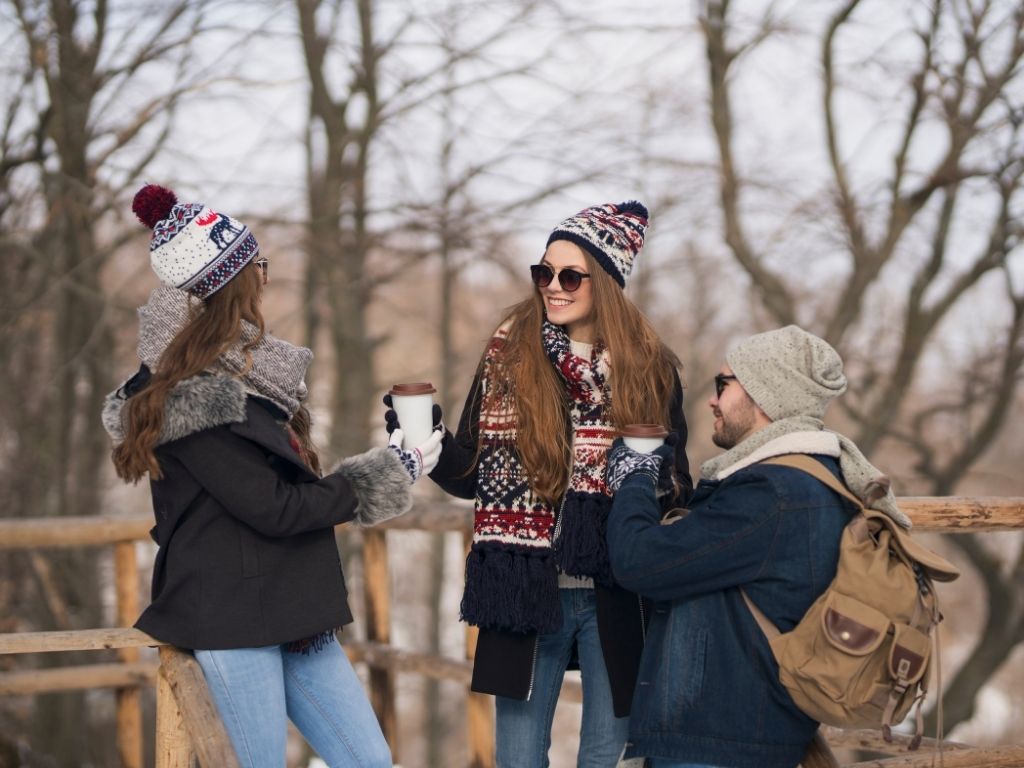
[714,374,738,397]
[530,263,592,293]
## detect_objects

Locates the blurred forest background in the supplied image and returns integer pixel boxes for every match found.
[1,0,1022,766]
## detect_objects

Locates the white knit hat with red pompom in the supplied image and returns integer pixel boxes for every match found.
[132,184,259,299]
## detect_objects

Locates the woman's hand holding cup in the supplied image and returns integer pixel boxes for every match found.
[383,383,445,482]
[387,427,444,482]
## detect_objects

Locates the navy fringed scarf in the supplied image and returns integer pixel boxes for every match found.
[460,321,617,635]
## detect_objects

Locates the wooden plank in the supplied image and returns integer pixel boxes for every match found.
[0,628,161,654]
[158,646,239,768]
[821,727,969,753]
[155,655,194,768]
[844,744,1024,767]
[344,639,584,701]
[0,497,1018,550]
[343,641,471,683]
[900,497,1024,533]
[0,515,153,548]
[114,541,143,768]
[0,662,157,694]
[362,529,398,762]
[801,731,840,768]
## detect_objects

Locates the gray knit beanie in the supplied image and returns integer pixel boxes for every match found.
[726,325,847,421]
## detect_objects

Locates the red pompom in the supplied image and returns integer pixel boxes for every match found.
[132,184,178,228]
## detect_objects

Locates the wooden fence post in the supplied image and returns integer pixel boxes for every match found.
[155,653,194,768]
[801,731,840,768]
[157,646,239,768]
[362,529,398,760]
[463,530,494,768]
[114,540,143,768]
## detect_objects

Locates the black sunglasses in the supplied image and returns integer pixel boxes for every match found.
[714,374,737,397]
[530,264,591,293]
[254,257,269,282]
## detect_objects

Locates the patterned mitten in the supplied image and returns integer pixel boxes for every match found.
[387,428,444,482]
[606,438,666,493]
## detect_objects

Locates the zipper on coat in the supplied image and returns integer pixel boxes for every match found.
[552,492,569,544]
[525,633,541,701]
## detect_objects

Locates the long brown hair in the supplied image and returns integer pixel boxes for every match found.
[113,263,267,482]
[484,249,680,505]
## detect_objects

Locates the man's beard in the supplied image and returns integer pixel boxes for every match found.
[712,404,758,449]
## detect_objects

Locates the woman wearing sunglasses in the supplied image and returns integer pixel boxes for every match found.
[104,184,443,767]
[399,201,691,766]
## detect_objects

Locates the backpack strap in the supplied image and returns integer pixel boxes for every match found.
[740,589,780,638]
[760,454,866,512]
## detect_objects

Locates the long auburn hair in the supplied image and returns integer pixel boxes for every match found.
[113,262,319,482]
[482,249,680,506]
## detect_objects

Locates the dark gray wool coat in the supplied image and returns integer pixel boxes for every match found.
[103,369,412,651]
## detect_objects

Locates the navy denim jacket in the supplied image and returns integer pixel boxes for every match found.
[607,454,851,768]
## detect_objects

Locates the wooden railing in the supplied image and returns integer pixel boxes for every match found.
[1,496,1023,767]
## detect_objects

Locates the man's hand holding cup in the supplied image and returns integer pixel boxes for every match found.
[607,424,675,493]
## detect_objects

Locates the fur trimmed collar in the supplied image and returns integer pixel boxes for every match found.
[713,431,840,481]
[102,373,247,446]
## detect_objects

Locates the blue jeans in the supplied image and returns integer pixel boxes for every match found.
[495,588,629,768]
[649,762,727,768]
[194,638,391,768]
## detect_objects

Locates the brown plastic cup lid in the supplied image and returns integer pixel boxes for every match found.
[621,423,668,438]
[389,382,436,396]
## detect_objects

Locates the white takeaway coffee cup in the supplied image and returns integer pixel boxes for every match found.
[389,382,437,449]
[621,424,669,454]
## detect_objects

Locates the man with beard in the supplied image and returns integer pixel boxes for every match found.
[602,325,911,768]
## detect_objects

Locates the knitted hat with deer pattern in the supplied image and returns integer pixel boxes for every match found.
[132,184,259,299]
[546,200,649,287]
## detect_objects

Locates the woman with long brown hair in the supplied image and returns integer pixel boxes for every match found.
[386,201,691,767]
[105,184,442,768]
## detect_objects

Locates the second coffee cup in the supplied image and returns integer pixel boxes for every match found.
[621,424,668,454]
[389,383,437,449]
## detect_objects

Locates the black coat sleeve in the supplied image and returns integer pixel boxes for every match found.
[164,426,360,537]
[428,370,483,499]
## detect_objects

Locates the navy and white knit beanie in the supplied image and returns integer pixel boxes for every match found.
[726,325,848,421]
[546,200,649,287]
[132,184,260,299]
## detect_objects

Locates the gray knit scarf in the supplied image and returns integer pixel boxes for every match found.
[700,417,911,529]
[137,286,312,417]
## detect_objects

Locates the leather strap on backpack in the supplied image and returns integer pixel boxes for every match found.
[761,454,866,511]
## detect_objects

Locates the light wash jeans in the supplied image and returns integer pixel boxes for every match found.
[194,638,391,768]
[495,588,629,768]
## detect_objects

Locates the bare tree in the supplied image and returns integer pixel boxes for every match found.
[0,0,234,760]
[698,0,1023,735]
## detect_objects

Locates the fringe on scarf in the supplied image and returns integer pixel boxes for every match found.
[553,491,614,587]
[460,543,561,634]
[286,629,338,654]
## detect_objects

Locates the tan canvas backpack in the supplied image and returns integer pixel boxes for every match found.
[741,454,960,749]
